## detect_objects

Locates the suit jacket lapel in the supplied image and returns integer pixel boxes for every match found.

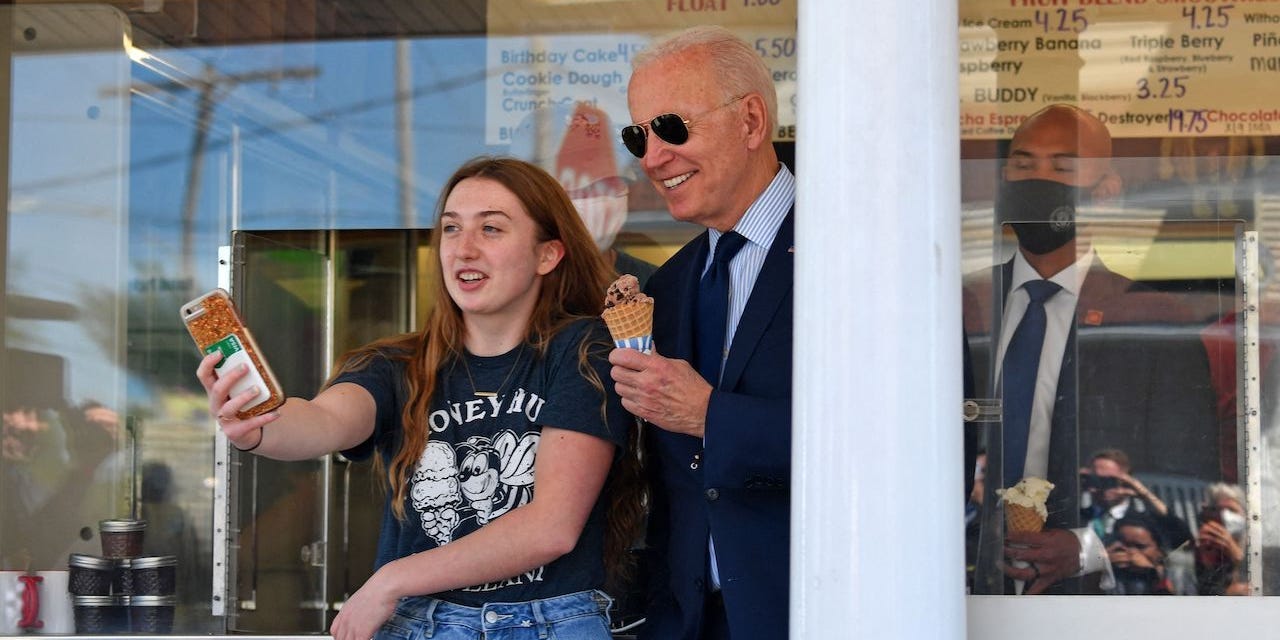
[721,209,794,390]
[1047,323,1080,529]
[671,233,711,364]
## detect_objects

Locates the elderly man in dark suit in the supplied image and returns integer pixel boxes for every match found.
[607,25,793,640]
[964,104,1217,595]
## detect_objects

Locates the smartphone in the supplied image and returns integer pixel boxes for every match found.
[180,289,284,419]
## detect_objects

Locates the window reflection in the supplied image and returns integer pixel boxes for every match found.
[963,144,1280,596]
[9,6,1280,640]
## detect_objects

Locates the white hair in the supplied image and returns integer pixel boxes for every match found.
[633,25,778,132]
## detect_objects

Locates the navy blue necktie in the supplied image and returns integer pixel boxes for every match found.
[1002,279,1061,487]
[695,231,747,386]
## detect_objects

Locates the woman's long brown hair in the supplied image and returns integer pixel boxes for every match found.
[330,156,645,587]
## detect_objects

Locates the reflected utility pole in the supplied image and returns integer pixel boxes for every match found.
[130,63,318,284]
[395,39,416,229]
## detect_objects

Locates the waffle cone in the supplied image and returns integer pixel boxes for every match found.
[1005,503,1046,533]
[602,301,653,341]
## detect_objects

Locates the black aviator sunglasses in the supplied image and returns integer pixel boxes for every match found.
[620,95,746,159]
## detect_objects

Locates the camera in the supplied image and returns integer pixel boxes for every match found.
[1199,505,1247,538]
[1081,472,1120,492]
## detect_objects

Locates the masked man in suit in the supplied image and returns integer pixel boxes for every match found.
[964,104,1217,594]
[608,26,793,640]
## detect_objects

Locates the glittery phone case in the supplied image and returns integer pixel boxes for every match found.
[180,289,284,419]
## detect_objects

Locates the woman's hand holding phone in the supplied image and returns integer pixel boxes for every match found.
[182,289,284,450]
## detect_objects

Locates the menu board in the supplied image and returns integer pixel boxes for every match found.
[960,0,1280,139]
[486,0,797,146]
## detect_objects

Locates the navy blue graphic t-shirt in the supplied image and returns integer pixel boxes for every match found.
[336,318,630,606]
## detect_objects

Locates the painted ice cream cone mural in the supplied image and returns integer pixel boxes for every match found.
[513,101,629,251]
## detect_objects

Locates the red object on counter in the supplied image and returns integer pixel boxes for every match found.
[18,574,43,629]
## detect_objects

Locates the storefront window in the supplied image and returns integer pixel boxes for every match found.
[959,0,1280,598]
[0,1,796,634]
[7,0,1280,636]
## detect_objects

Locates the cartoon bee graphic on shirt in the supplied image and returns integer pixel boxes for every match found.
[456,430,539,525]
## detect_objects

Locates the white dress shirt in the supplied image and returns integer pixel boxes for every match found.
[994,249,1091,480]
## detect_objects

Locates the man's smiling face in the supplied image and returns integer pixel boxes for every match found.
[626,48,756,231]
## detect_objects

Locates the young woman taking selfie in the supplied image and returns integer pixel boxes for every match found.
[197,157,644,640]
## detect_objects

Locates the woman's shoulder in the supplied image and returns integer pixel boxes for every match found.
[535,318,612,371]
[334,341,413,382]
[548,317,611,350]
[350,333,415,361]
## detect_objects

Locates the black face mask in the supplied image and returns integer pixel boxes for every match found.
[995,178,1093,255]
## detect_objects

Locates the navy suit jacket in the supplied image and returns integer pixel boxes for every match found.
[639,210,793,640]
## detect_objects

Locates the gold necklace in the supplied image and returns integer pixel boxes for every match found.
[459,346,523,398]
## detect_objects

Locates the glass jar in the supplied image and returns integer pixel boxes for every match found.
[98,519,147,558]
[112,557,133,595]
[67,554,115,596]
[129,595,176,634]
[129,556,177,596]
[71,595,128,634]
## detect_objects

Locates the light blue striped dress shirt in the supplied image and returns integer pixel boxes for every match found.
[702,164,796,380]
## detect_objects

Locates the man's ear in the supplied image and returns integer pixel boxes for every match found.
[741,93,771,151]
[536,239,565,276]
[1092,172,1123,203]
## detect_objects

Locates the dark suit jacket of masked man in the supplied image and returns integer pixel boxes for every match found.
[963,255,1218,593]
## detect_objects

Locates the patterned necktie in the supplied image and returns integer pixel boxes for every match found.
[1002,279,1062,486]
[695,231,747,385]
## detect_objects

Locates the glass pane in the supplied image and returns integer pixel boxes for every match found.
[958,0,1280,600]
[962,147,1280,597]
[328,231,417,613]
[0,1,786,634]
[1,6,134,634]
[220,230,423,630]
[226,231,328,632]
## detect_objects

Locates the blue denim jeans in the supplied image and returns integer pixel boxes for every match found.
[373,589,613,640]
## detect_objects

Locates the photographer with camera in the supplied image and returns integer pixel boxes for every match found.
[1194,482,1247,595]
[1105,513,1175,595]
[1082,449,1169,535]
[1081,449,1191,575]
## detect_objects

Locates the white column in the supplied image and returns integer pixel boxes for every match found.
[793,1,963,638]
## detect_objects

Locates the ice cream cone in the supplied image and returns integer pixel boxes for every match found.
[602,274,654,352]
[1005,503,1046,534]
[997,476,1053,535]
[602,301,653,351]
